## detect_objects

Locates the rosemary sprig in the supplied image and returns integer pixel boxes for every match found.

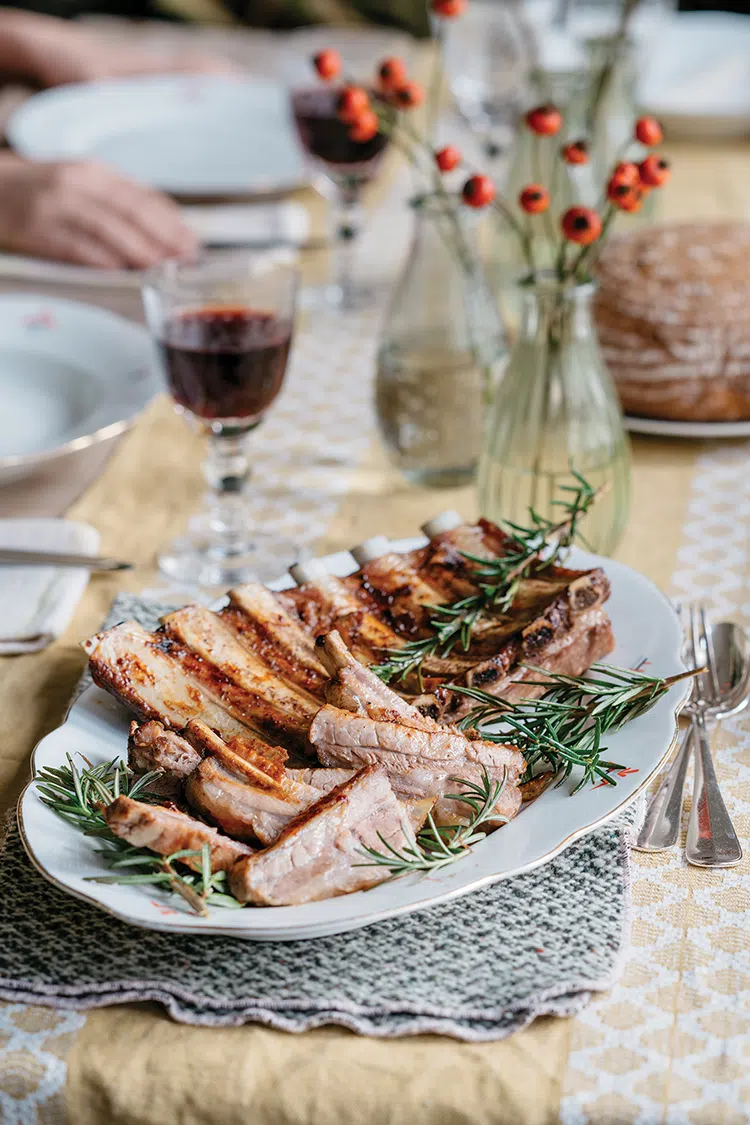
[451,662,699,793]
[357,767,507,876]
[371,470,600,686]
[36,755,243,916]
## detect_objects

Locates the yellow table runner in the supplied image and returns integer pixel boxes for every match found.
[2,144,750,1125]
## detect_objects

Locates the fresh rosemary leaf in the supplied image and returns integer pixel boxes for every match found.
[357,766,507,877]
[37,755,244,916]
[370,471,600,685]
[450,662,699,793]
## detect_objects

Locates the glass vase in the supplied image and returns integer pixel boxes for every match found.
[375,198,506,489]
[478,277,631,555]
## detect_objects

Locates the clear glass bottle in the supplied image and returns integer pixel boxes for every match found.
[375,198,506,489]
[478,277,631,555]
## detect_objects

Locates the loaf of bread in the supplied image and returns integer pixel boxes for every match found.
[593,222,750,422]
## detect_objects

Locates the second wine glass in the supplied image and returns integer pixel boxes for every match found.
[291,84,389,310]
[142,250,299,588]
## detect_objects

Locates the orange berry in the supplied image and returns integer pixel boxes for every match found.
[377,56,407,93]
[432,0,467,15]
[348,108,380,143]
[392,81,424,109]
[312,49,341,82]
[435,145,462,172]
[607,179,640,210]
[638,154,670,187]
[337,86,370,124]
[634,116,663,146]
[525,103,563,136]
[561,206,603,245]
[610,161,640,186]
[616,188,644,213]
[519,184,550,214]
[462,174,496,208]
[561,140,589,165]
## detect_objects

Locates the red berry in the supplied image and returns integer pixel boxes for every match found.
[312,49,341,82]
[392,81,424,109]
[634,116,663,146]
[435,145,462,172]
[607,179,640,210]
[337,86,370,124]
[348,108,380,143]
[377,56,407,93]
[610,161,640,186]
[561,140,589,165]
[616,188,645,214]
[519,184,550,214]
[462,174,496,208]
[432,0,467,16]
[525,104,563,137]
[561,206,603,245]
[638,154,670,187]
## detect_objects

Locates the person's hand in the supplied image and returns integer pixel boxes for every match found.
[0,155,197,270]
[34,33,237,88]
[0,11,237,89]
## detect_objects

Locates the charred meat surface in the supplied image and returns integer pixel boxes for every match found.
[103,795,253,871]
[228,766,418,906]
[127,720,202,795]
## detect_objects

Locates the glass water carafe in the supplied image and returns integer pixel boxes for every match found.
[375,199,506,489]
[478,278,631,555]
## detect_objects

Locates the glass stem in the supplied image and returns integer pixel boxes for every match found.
[203,426,255,555]
[334,182,363,310]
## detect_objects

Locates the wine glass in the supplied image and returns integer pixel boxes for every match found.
[142,250,299,588]
[290,84,389,311]
[441,0,534,164]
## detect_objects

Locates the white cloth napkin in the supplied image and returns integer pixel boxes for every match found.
[0,519,100,654]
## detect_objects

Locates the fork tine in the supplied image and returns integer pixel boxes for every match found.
[688,602,700,670]
[700,605,721,701]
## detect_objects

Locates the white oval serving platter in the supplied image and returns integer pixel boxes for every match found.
[19,541,689,941]
[625,415,750,441]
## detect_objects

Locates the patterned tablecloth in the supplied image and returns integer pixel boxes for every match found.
[1,22,750,1125]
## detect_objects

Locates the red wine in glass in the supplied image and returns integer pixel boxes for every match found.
[291,87,388,182]
[159,307,293,423]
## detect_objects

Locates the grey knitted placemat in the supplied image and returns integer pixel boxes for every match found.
[0,595,639,1041]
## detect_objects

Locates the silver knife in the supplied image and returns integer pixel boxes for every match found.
[0,549,132,571]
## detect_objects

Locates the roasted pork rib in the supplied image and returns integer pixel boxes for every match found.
[103,795,253,870]
[228,766,418,906]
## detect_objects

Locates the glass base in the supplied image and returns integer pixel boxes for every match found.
[402,464,477,490]
[158,515,302,588]
[299,280,377,313]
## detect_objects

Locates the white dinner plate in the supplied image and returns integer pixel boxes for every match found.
[18,539,690,941]
[638,12,750,140]
[8,76,307,197]
[0,295,160,484]
[625,415,750,440]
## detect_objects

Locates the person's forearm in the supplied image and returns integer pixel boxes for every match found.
[0,9,82,86]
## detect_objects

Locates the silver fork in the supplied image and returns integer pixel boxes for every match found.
[684,605,744,867]
[636,605,747,857]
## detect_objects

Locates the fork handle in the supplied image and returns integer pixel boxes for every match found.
[685,711,743,867]
[635,726,693,851]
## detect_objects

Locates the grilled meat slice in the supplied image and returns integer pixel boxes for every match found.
[316,629,439,728]
[290,767,355,790]
[185,755,322,845]
[84,621,250,741]
[102,795,253,871]
[228,766,418,906]
[127,720,202,795]
[160,606,319,753]
[309,704,524,826]
[278,574,407,667]
[222,582,329,699]
[182,719,288,775]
